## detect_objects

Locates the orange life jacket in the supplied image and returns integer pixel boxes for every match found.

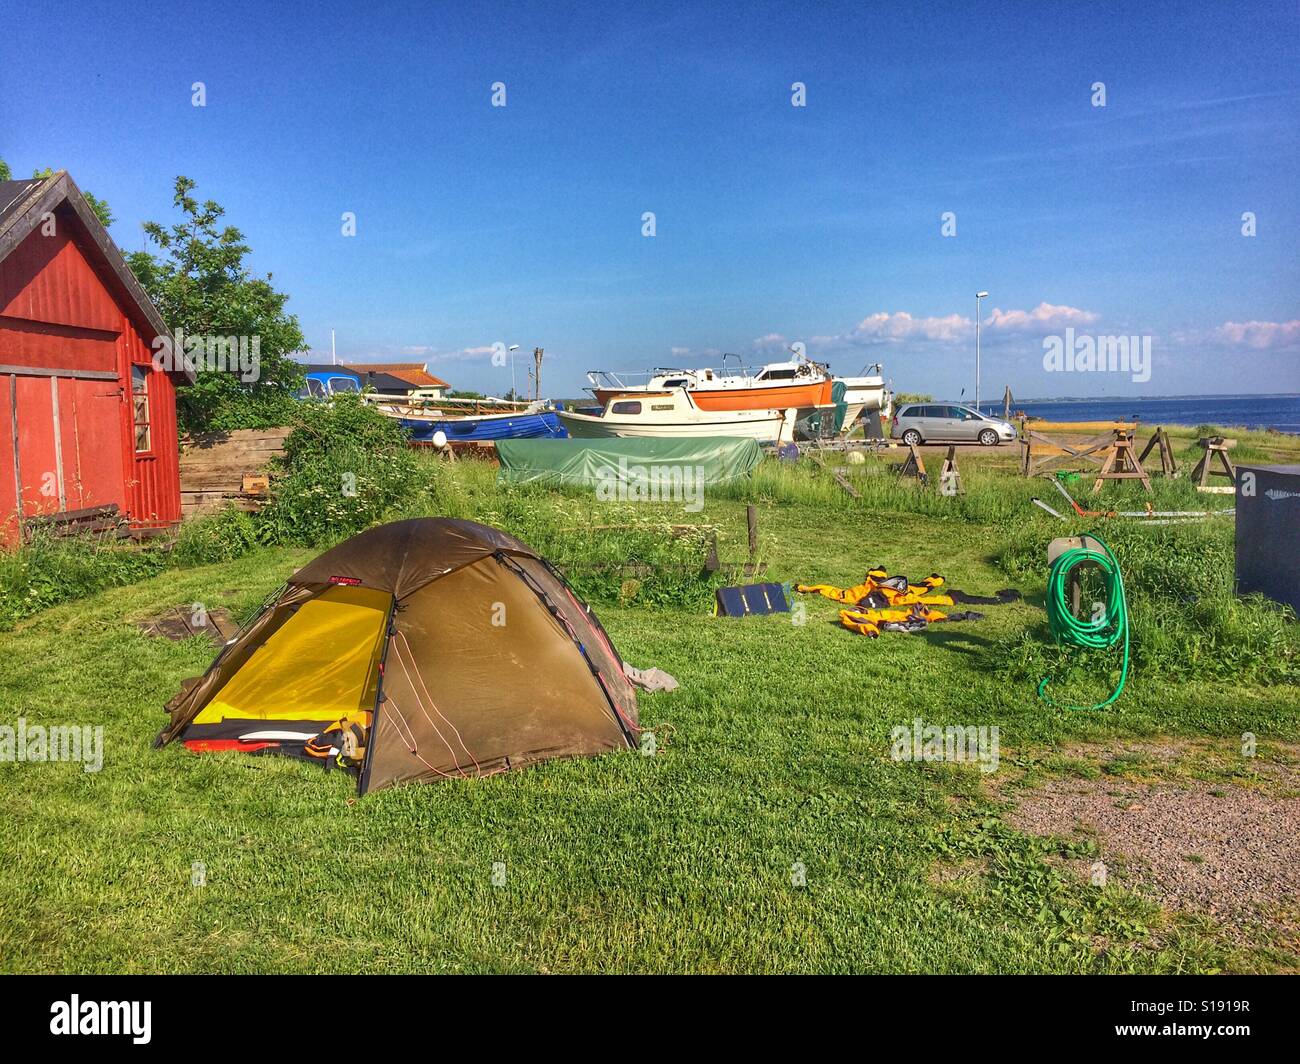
[796,569,953,608]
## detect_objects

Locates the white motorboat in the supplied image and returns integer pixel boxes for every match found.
[558,388,794,443]
[587,354,833,417]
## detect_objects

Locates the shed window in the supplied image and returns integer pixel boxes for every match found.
[131,365,152,452]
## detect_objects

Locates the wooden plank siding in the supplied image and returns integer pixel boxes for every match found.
[178,427,290,518]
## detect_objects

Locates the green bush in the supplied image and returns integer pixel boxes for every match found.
[278,392,411,463]
[258,395,426,546]
[171,505,260,567]
[0,532,166,630]
[200,391,303,432]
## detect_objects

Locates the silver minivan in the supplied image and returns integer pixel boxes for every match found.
[890,403,1017,446]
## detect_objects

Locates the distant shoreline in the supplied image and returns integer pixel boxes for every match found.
[1004,393,1300,404]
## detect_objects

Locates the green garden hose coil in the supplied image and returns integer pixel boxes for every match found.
[1037,532,1131,710]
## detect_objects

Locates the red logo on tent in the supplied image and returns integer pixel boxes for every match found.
[329,575,363,586]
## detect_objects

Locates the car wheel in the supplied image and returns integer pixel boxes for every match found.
[902,429,922,447]
[978,428,999,447]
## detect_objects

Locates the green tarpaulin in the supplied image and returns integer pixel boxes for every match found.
[496,437,764,489]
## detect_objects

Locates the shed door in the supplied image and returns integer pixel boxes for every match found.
[61,375,127,511]
[10,374,61,520]
[3,372,126,528]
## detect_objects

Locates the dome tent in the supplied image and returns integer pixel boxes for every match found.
[155,519,639,794]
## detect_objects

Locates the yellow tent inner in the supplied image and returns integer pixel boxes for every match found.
[193,585,391,726]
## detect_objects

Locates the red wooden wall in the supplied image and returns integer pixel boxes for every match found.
[0,217,182,546]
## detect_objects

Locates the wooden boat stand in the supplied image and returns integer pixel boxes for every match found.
[1137,426,1178,477]
[1091,430,1152,494]
[1191,436,1236,493]
[896,441,927,485]
[938,446,963,495]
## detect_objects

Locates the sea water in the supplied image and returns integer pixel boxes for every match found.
[973,394,1300,433]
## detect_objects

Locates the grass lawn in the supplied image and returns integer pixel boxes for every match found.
[1,424,1297,973]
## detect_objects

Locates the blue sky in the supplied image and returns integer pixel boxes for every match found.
[2,0,1298,398]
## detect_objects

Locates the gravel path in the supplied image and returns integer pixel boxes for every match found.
[1005,764,1300,938]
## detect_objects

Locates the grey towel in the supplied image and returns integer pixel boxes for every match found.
[623,664,680,693]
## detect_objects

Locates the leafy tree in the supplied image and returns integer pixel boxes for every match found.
[0,159,10,181]
[127,177,305,431]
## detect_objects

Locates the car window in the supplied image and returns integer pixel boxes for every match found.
[900,405,922,418]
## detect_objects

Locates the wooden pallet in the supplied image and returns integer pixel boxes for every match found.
[21,503,126,542]
[137,605,239,645]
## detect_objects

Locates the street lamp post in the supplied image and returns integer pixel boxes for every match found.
[974,292,989,412]
[507,344,520,400]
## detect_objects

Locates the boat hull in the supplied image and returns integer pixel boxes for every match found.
[835,376,886,431]
[592,379,831,412]
[837,379,885,412]
[399,410,566,442]
[557,410,787,443]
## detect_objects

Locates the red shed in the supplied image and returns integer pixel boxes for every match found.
[0,171,192,548]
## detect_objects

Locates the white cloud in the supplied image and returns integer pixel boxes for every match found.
[427,345,497,363]
[984,302,1099,331]
[751,333,789,354]
[670,346,691,356]
[774,302,1101,357]
[1215,319,1300,350]
[845,311,971,344]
